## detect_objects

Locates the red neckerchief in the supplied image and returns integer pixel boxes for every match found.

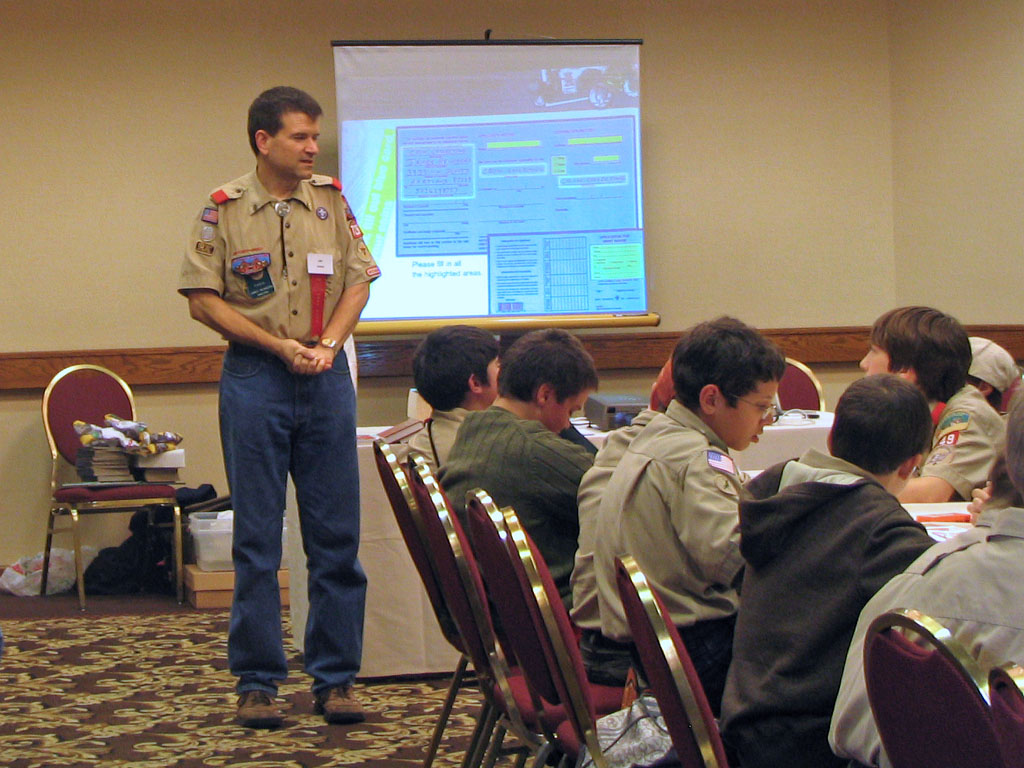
[931,401,947,427]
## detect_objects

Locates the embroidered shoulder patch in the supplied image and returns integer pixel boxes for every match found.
[937,411,970,433]
[209,185,243,204]
[706,450,736,475]
[926,446,955,466]
[310,174,343,191]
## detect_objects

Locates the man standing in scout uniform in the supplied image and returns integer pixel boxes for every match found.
[860,306,1005,503]
[591,317,787,714]
[179,86,380,728]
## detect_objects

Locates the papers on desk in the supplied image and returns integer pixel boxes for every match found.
[904,503,974,542]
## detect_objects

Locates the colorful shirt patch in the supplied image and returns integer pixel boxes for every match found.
[200,207,219,224]
[349,222,363,240]
[200,225,216,242]
[937,411,970,433]
[316,206,329,221]
[937,431,961,447]
[707,450,736,475]
[926,446,955,466]
[366,265,381,279]
[194,241,215,255]
[231,252,271,276]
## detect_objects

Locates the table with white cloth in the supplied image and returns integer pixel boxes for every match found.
[581,411,835,473]
[285,427,461,679]
[732,410,834,472]
[903,502,975,542]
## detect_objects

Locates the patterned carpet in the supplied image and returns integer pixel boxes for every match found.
[0,610,485,767]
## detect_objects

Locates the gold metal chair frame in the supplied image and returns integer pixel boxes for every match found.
[41,364,183,610]
[864,608,991,705]
[408,454,539,768]
[501,505,608,768]
[617,554,726,768]
[468,489,567,767]
[374,439,471,768]
[784,357,827,411]
[991,662,1024,700]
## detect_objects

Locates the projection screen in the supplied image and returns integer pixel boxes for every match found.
[333,39,653,330]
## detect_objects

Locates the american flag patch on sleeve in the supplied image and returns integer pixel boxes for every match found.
[706,450,736,475]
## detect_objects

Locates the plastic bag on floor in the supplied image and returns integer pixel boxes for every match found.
[577,695,681,768]
[0,547,95,596]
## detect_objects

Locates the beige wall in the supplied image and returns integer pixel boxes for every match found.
[0,0,1020,564]
[890,0,1024,313]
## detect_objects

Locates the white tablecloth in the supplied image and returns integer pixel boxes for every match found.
[903,502,974,542]
[733,411,834,471]
[285,427,461,678]
[581,411,834,473]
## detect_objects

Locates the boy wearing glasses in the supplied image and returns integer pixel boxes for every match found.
[591,316,786,713]
[720,374,936,768]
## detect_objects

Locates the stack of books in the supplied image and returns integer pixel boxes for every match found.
[75,445,134,483]
[133,448,186,483]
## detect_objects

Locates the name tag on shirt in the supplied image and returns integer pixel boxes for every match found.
[307,253,334,275]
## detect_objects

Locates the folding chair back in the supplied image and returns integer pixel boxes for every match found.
[406,454,540,765]
[372,439,460,650]
[615,555,730,768]
[500,504,613,766]
[863,608,1002,768]
[778,358,826,411]
[372,439,468,768]
[990,664,1024,768]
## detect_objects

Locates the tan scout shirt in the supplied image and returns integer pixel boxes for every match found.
[178,170,379,342]
[594,400,746,642]
[406,407,470,474]
[571,408,658,633]
[921,385,1005,501]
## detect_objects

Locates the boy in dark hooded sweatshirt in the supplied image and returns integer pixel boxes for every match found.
[720,374,936,768]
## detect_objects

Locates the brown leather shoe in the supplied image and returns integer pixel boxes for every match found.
[314,685,366,724]
[236,690,283,728]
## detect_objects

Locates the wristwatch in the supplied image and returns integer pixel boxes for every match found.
[319,337,338,351]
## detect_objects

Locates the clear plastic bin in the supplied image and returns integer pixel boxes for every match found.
[188,510,288,572]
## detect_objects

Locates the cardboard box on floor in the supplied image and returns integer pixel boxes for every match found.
[184,564,289,609]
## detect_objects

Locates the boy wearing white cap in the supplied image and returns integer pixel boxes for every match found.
[968,336,1020,412]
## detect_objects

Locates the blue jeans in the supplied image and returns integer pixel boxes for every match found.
[219,342,365,696]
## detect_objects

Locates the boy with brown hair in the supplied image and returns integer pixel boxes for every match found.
[860,306,1005,503]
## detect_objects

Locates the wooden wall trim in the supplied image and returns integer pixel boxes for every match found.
[4,325,1024,391]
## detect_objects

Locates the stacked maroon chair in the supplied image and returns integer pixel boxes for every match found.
[372,439,472,768]
[614,555,731,768]
[406,453,547,768]
[470,493,624,767]
[863,609,1004,768]
[990,664,1024,768]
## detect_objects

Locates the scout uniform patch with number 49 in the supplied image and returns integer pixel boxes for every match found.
[929,409,970,466]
